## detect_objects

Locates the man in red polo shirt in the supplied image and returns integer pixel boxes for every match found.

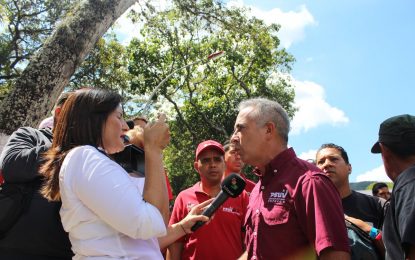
[167,140,249,260]
[223,142,256,194]
[231,98,350,260]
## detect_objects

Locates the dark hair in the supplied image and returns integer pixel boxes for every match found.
[52,92,73,129]
[317,143,350,164]
[41,88,122,201]
[55,92,71,108]
[223,142,235,153]
[372,182,388,196]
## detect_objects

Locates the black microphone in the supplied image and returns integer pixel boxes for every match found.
[126,120,135,130]
[191,173,246,232]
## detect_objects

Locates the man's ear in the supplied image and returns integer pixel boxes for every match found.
[348,164,352,175]
[265,122,276,135]
[194,161,199,173]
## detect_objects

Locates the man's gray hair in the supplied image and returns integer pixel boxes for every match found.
[238,98,290,143]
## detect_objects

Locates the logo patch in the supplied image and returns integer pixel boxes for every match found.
[268,189,288,205]
[222,206,241,216]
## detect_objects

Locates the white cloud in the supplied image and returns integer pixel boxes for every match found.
[290,78,349,135]
[298,149,317,161]
[227,1,317,48]
[356,165,391,182]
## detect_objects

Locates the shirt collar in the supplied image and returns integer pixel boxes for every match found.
[253,148,296,179]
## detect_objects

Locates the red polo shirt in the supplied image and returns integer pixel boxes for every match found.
[245,148,349,259]
[169,182,249,260]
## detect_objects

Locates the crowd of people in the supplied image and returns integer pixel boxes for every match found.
[0,88,414,260]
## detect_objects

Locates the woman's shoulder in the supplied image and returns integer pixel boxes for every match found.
[65,145,108,165]
[63,145,123,179]
[68,145,102,156]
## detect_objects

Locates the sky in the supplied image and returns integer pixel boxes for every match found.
[114,0,415,183]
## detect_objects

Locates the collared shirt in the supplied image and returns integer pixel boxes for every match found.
[59,146,166,259]
[169,182,249,260]
[245,148,349,259]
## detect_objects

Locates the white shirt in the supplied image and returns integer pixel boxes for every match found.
[59,145,166,259]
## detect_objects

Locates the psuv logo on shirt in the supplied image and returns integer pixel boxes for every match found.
[222,206,241,216]
[268,189,288,205]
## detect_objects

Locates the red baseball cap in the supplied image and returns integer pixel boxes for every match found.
[195,140,225,161]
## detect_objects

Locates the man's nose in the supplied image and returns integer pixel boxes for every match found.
[321,159,333,169]
[230,134,240,145]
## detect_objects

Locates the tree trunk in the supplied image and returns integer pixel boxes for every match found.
[0,0,137,135]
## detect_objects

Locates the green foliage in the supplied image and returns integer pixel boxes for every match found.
[127,1,296,194]
[69,34,135,113]
[0,0,297,196]
[0,0,76,100]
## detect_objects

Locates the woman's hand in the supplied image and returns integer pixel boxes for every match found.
[178,198,213,234]
[143,113,170,151]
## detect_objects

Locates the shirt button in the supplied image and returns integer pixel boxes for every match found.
[255,209,259,214]
[274,169,278,173]
[253,256,257,260]
[253,231,257,236]
[261,186,265,190]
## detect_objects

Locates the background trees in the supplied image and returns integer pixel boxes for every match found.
[0,0,296,194]
[0,0,137,133]
[0,0,75,91]
[124,2,296,190]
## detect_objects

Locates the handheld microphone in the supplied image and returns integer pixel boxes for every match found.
[191,173,246,232]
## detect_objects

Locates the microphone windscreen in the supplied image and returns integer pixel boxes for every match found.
[221,173,246,198]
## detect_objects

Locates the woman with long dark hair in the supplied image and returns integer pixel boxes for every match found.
[40,88,207,259]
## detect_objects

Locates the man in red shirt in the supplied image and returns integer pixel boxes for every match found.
[231,98,350,260]
[167,140,249,260]
[223,143,256,194]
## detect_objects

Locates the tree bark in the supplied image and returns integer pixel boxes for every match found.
[0,0,137,135]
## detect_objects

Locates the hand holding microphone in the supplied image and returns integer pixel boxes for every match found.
[191,173,246,232]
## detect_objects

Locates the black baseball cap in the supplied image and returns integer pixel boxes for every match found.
[371,114,415,153]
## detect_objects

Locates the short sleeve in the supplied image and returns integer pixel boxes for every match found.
[295,172,350,255]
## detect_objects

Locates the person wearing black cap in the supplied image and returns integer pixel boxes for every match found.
[371,114,415,260]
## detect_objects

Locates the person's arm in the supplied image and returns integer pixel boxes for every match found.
[142,114,170,224]
[297,173,350,257]
[0,127,50,182]
[320,248,350,260]
[345,215,385,258]
[166,241,184,260]
[158,199,212,249]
